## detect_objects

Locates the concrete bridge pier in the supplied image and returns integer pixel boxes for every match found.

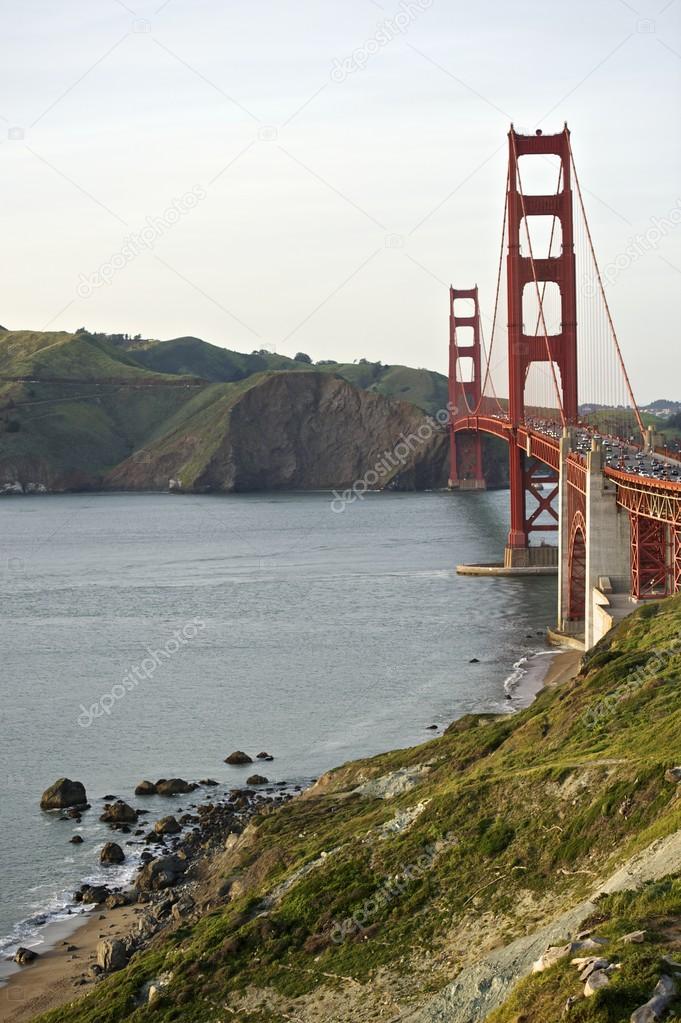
[583,439,631,648]
[556,430,573,634]
[557,434,632,648]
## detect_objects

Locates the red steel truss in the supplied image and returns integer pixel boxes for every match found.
[608,470,681,598]
[524,459,559,534]
[630,516,669,599]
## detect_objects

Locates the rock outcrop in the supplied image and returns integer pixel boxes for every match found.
[136,854,188,892]
[96,938,127,973]
[105,373,450,493]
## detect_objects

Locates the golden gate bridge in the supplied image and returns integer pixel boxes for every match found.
[449,124,681,649]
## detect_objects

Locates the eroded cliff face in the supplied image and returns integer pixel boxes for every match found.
[106,372,450,493]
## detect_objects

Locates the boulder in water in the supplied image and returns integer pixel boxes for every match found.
[155,778,196,795]
[14,947,39,965]
[40,778,87,810]
[154,815,181,836]
[100,841,125,864]
[225,751,252,765]
[100,800,137,823]
[135,780,157,796]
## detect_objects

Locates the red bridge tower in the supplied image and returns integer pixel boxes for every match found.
[448,286,485,490]
[506,126,577,560]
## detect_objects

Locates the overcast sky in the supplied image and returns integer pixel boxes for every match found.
[2,0,680,402]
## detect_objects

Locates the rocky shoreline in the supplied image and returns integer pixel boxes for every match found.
[1,649,583,1023]
[4,762,307,1014]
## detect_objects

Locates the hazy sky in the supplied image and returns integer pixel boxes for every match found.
[2,0,680,402]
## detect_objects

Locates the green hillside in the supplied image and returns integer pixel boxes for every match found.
[130,337,301,383]
[0,330,212,486]
[0,330,185,383]
[130,338,450,416]
[35,596,681,1022]
[315,360,449,416]
[0,328,507,491]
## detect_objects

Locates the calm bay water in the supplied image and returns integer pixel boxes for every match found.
[0,490,556,953]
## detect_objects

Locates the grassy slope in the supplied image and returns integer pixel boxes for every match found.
[0,331,204,479]
[130,338,302,383]
[36,596,681,1023]
[0,330,180,382]
[129,337,450,416]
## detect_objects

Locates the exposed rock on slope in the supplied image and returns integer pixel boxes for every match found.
[105,372,449,493]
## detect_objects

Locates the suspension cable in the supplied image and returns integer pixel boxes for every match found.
[566,134,646,442]
[475,168,510,416]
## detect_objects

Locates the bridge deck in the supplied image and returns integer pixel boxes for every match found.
[452,415,681,516]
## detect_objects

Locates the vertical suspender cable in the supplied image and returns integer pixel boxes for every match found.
[567,135,645,442]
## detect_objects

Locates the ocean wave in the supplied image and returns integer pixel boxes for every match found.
[503,649,555,699]
[0,848,141,960]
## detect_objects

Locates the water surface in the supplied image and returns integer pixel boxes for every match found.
[0,490,556,952]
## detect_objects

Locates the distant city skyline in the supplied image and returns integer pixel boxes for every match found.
[2,0,680,403]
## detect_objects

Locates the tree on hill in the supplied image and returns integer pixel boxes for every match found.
[294,352,312,364]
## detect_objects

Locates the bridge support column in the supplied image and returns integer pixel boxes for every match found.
[506,441,527,554]
[584,439,631,649]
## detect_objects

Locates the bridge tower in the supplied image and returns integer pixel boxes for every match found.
[506,125,577,562]
[448,286,485,490]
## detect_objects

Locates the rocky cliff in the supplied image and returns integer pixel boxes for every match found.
[105,371,450,493]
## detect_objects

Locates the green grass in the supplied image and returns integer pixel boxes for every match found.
[130,337,303,383]
[130,337,451,416]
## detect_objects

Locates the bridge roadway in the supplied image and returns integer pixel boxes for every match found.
[453,413,681,498]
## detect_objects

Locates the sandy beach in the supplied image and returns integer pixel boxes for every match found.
[0,905,144,1023]
[543,648,582,688]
